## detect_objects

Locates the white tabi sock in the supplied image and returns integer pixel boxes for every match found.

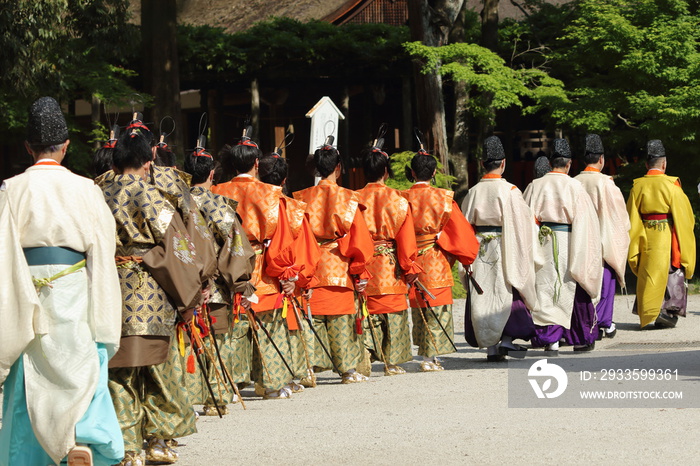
[606,322,616,333]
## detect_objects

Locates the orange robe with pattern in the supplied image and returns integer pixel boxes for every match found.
[401,183,479,307]
[357,182,423,314]
[212,176,295,312]
[294,179,374,315]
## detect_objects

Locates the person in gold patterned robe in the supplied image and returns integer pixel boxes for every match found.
[184,143,256,414]
[100,125,203,466]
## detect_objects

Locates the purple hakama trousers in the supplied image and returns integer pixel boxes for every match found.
[532,284,597,346]
[464,290,536,347]
[596,262,616,329]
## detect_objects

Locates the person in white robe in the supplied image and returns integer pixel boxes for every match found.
[523,138,602,354]
[574,134,630,339]
[0,97,124,466]
[461,136,538,361]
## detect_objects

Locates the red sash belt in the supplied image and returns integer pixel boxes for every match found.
[641,213,669,220]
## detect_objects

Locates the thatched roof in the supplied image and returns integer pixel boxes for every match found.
[129,0,349,32]
[129,0,570,33]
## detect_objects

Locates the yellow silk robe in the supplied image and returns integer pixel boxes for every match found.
[627,170,696,327]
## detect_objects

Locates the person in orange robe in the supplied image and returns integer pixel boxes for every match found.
[258,153,321,390]
[211,131,299,400]
[293,140,375,384]
[401,150,479,371]
[356,140,422,376]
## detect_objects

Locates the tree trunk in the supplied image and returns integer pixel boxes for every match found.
[448,1,470,203]
[408,0,465,176]
[401,76,413,151]
[142,0,183,162]
[477,0,500,179]
[91,94,101,150]
[251,78,260,141]
[481,0,499,50]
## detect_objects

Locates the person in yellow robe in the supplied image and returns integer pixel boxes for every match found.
[627,139,696,328]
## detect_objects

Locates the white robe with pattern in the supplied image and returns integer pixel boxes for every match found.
[460,177,539,347]
[574,170,631,286]
[523,172,602,328]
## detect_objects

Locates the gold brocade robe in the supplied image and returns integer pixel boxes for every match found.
[294,179,373,288]
[101,173,177,338]
[212,176,292,302]
[151,166,218,283]
[357,182,421,296]
[190,186,256,304]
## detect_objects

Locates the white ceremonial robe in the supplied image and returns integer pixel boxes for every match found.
[523,172,602,328]
[461,177,539,347]
[574,170,631,285]
[0,163,121,463]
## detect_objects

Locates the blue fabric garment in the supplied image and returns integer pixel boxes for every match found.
[0,343,124,466]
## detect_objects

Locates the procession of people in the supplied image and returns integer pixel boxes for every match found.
[0,97,696,466]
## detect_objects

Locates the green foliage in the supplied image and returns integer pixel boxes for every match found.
[385,151,455,191]
[0,0,139,175]
[451,263,466,299]
[404,41,567,126]
[544,0,700,141]
[178,18,411,83]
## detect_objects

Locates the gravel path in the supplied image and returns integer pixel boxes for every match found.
[178,295,700,465]
[2,295,698,465]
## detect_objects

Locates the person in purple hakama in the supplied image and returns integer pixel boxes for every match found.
[524,139,603,354]
[461,136,538,362]
[574,134,630,340]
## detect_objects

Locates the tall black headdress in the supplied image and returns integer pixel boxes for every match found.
[406,128,435,182]
[414,128,430,156]
[551,138,572,159]
[370,123,388,158]
[647,139,665,159]
[126,111,151,140]
[585,134,604,156]
[484,135,505,161]
[157,116,175,150]
[238,124,258,149]
[272,129,294,158]
[27,96,69,145]
[102,103,120,149]
[193,113,212,159]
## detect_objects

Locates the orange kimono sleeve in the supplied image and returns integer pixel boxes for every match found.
[436,201,479,266]
[264,200,299,280]
[294,216,321,289]
[337,208,374,280]
[396,209,423,275]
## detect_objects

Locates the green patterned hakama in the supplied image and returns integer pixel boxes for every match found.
[251,310,293,391]
[287,317,316,379]
[108,336,196,452]
[363,311,413,365]
[411,304,455,357]
[309,314,363,374]
[184,316,252,406]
